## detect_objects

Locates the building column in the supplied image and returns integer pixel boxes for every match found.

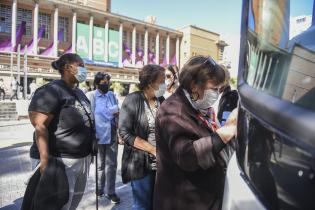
[132,25,136,66]
[176,37,180,67]
[33,1,39,55]
[71,11,77,53]
[11,0,17,51]
[53,6,58,57]
[155,32,159,65]
[144,28,148,65]
[166,34,170,64]
[104,19,109,62]
[89,15,93,60]
[119,22,123,67]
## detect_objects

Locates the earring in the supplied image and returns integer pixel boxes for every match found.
[190,92,199,101]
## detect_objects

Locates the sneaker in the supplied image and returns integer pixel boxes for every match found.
[96,191,104,197]
[105,193,121,204]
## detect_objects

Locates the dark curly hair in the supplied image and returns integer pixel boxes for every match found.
[179,56,225,93]
[51,53,83,75]
[138,65,165,90]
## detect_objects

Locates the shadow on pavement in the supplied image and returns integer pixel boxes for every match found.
[0,142,32,151]
[1,197,23,210]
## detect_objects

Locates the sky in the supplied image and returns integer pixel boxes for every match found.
[111,0,242,76]
[111,0,314,77]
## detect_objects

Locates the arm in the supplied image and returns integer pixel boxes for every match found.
[29,111,54,172]
[118,95,137,146]
[118,94,156,155]
[157,110,236,171]
[133,137,156,156]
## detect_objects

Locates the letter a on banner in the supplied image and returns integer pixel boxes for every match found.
[76,23,90,59]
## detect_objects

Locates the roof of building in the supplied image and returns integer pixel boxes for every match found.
[178,25,220,36]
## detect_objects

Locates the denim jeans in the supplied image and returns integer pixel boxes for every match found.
[130,170,156,210]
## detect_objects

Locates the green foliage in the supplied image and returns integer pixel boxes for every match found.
[129,83,140,93]
[110,82,124,96]
[230,77,237,89]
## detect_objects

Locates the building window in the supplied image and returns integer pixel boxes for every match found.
[296,17,306,23]
[17,8,32,36]
[0,4,12,33]
[58,16,69,42]
[39,12,51,39]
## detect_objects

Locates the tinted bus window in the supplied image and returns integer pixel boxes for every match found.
[245,0,315,111]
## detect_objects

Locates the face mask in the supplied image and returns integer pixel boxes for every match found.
[165,79,174,88]
[98,83,109,94]
[193,89,219,110]
[74,66,87,83]
[154,83,167,98]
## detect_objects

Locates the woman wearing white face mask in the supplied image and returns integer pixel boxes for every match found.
[164,65,179,98]
[154,56,237,210]
[119,64,165,210]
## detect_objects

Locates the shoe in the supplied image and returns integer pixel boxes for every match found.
[96,191,104,197]
[105,193,121,204]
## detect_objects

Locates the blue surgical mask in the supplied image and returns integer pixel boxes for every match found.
[75,66,87,83]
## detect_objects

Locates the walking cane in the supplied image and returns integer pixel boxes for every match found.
[95,154,98,210]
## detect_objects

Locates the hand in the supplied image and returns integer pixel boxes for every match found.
[150,147,157,157]
[39,159,48,173]
[216,108,238,144]
[225,108,238,126]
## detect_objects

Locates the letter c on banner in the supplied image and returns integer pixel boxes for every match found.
[108,41,119,58]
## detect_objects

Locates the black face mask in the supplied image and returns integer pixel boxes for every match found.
[98,83,109,94]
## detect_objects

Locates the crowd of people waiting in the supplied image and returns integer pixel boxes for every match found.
[23,53,238,210]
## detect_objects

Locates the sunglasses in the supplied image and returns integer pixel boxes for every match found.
[202,57,217,67]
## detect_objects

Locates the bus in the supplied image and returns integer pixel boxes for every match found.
[222,0,315,209]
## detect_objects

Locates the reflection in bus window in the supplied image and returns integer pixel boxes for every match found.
[245,0,315,112]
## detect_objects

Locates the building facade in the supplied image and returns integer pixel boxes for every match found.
[0,0,227,93]
[179,25,228,68]
[290,15,312,39]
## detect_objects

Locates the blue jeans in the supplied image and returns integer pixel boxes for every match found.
[131,170,156,210]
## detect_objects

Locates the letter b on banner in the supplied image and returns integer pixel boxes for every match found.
[93,26,105,61]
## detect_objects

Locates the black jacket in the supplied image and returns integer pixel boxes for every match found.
[21,157,69,210]
[118,91,164,183]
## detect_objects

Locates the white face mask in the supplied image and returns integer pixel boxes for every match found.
[165,79,173,88]
[193,89,219,110]
[154,83,167,98]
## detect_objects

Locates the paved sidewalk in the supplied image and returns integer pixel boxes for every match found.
[0,122,133,210]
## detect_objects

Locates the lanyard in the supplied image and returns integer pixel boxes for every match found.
[143,93,159,119]
[197,108,219,131]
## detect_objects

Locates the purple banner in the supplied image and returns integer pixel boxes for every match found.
[41,29,63,56]
[0,21,26,52]
[136,47,144,59]
[171,54,177,65]
[21,25,45,54]
[63,44,73,54]
[148,49,156,64]
[123,42,131,56]
[161,55,167,67]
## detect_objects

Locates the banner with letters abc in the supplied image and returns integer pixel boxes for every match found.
[76,23,119,66]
